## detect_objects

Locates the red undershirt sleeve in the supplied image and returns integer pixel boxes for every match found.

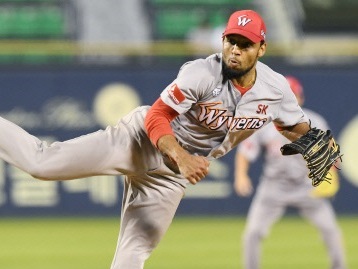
[274,124,284,131]
[144,97,179,147]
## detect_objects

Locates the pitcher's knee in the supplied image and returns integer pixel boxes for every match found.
[140,219,165,248]
[26,164,58,181]
[244,227,265,243]
[30,171,54,181]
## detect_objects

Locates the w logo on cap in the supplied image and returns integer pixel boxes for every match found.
[223,10,266,43]
[237,15,252,26]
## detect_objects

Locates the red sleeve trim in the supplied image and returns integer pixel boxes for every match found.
[144,98,179,147]
[274,124,284,131]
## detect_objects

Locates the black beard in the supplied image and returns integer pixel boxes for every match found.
[222,61,255,83]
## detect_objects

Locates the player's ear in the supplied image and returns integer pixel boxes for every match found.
[258,42,266,58]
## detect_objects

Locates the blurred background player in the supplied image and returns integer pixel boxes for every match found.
[234,76,347,269]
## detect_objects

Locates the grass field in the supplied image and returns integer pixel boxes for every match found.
[0,216,357,269]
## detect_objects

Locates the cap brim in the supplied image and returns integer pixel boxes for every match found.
[223,29,262,43]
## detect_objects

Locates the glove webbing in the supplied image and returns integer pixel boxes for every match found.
[281,128,331,156]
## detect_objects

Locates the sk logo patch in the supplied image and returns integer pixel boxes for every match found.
[256,104,268,115]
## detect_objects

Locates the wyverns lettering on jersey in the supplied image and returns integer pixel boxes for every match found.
[198,102,267,131]
[166,83,268,132]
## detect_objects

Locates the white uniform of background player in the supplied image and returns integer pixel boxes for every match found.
[235,76,346,269]
[0,10,321,269]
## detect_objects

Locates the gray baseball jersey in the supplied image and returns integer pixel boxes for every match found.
[0,53,308,269]
[237,109,346,269]
[162,53,307,160]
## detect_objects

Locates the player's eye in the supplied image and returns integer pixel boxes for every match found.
[240,42,252,49]
[227,38,236,46]
[226,37,253,49]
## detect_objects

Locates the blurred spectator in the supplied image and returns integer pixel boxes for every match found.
[234,75,347,269]
[74,0,151,43]
[252,0,304,45]
[186,15,224,56]
[72,0,152,64]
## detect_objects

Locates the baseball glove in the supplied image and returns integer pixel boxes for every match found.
[280,128,342,187]
[310,167,339,198]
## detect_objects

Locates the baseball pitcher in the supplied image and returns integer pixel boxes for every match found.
[0,10,341,269]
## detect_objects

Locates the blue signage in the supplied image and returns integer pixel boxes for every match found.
[0,65,357,215]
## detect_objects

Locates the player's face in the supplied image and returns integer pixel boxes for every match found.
[222,35,266,77]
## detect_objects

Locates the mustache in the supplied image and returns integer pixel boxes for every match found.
[222,61,252,79]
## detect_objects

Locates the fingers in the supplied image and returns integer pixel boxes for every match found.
[187,157,210,185]
[237,185,253,197]
[234,182,252,197]
[176,154,210,185]
[188,167,209,185]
